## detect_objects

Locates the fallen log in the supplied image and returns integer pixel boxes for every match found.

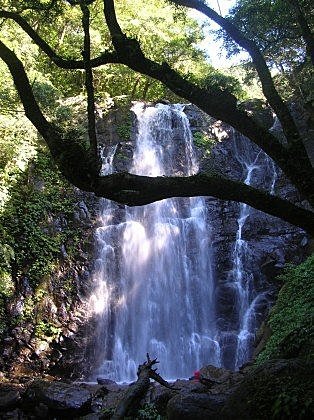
[111,353,179,420]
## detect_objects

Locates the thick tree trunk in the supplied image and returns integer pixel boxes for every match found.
[0,40,313,235]
[80,2,98,160]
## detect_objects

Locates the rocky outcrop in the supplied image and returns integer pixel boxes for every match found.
[221,359,314,419]
[0,359,312,419]
[184,103,310,369]
[0,187,102,380]
[25,379,94,413]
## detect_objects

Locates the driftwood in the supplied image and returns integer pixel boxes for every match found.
[111,353,179,420]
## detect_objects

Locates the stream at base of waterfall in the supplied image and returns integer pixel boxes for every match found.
[89,103,277,382]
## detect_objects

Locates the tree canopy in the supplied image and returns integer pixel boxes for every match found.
[0,0,313,234]
[218,0,314,101]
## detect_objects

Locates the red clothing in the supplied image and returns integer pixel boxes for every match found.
[194,370,200,381]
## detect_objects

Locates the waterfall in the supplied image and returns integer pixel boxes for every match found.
[90,103,220,382]
[90,104,279,380]
[218,132,277,370]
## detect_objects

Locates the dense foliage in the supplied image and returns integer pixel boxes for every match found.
[218,0,314,102]
[0,107,87,339]
[0,0,246,106]
[1,151,80,288]
[256,255,314,364]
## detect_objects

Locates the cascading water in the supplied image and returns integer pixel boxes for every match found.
[90,103,220,382]
[90,103,279,380]
[218,131,277,370]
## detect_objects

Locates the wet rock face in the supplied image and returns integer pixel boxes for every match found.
[184,104,309,370]
[0,188,102,381]
[25,380,93,412]
[90,104,308,376]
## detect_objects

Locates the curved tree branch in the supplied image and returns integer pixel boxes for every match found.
[1,4,313,200]
[0,39,313,234]
[2,4,312,194]
[0,9,119,69]
[94,172,314,236]
[103,0,314,205]
[168,0,301,145]
[1,6,291,170]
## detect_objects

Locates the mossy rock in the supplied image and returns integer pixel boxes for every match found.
[222,359,313,419]
[256,255,314,364]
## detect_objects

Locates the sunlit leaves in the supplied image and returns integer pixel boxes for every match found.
[219,0,312,69]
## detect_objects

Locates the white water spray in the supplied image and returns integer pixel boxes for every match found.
[90,103,220,381]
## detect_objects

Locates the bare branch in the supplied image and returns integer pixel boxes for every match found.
[112,355,178,420]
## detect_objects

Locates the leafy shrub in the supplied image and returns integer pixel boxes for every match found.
[137,403,163,419]
[35,320,61,339]
[256,255,314,364]
[193,131,216,155]
[55,104,73,122]
[200,71,247,99]
[223,358,313,419]
[117,112,133,141]
[32,80,59,111]
[0,150,81,288]
[0,271,14,335]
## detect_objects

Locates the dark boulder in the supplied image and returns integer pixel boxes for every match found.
[24,379,93,414]
[167,393,226,420]
[0,385,21,410]
[222,359,314,419]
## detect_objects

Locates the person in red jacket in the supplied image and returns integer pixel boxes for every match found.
[189,370,201,381]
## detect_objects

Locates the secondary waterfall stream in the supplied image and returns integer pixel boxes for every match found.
[218,132,277,370]
[90,103,277,381]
